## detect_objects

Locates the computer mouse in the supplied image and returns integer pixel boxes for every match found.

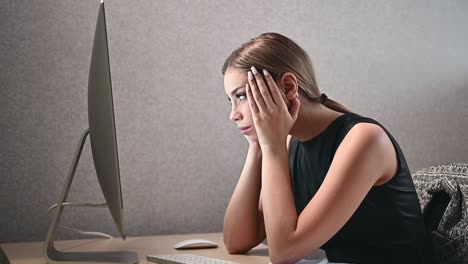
[173,239,218,250]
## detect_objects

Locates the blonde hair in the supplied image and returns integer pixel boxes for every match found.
[222,32,351,113]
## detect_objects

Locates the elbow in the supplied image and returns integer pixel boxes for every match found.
[269,253,296,264]
[268,244,301,264]
[224,241,250,255]
[223,234,251,255]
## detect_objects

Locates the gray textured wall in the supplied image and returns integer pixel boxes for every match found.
[1,0,467,243]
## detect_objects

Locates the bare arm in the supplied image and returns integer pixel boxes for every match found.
[223,136,293,253]
[223,143,266,254]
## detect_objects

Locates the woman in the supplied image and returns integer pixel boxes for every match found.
[222,33,432,264]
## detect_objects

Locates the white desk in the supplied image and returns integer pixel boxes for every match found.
[1,232,270,264]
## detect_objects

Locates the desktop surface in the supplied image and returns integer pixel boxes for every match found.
[1,233,270,264]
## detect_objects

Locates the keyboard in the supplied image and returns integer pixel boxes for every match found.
[147,254,239,264]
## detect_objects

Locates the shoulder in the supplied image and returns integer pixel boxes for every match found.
[336,122,397,183]
[341,122,392,158]
[347,122,385,141]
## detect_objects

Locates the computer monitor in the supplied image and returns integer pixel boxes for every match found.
[88,0,124,239]
[43,1,138,263]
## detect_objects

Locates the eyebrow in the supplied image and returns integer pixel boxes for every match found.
[230,85,246,96]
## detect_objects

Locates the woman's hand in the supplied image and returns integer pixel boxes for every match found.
[246,66,300,152]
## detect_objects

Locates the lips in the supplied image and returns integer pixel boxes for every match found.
[239,125,252,134]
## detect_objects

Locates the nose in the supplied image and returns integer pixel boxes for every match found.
[230,105,242,121]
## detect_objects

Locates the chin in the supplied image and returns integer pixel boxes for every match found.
[247,136,259,142]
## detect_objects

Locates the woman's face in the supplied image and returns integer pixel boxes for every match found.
[224,68,258,142]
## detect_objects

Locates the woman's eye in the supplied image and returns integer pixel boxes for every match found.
[236,93,246,101]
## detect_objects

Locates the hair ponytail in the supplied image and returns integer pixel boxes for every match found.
[322,97,351,113]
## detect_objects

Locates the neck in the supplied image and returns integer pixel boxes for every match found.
[289,99,345,142]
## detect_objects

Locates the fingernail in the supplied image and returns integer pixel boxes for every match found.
[262,69,269,76]
[250,66,258,75]
[248,71,254,81]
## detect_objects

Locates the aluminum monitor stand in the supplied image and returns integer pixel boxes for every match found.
[43,129,138,264]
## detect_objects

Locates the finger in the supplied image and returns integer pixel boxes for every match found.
[251,66,275,109]
[247,70,268,113]
[246,83,259,114]
[262,69,284,107]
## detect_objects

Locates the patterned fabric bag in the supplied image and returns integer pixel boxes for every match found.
[412,163,468,264]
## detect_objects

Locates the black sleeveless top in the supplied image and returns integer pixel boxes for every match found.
[288,112,432,264]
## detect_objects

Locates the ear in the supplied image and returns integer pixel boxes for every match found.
[279,72,299,101]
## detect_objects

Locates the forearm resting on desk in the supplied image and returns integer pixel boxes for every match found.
[223,145,266,253]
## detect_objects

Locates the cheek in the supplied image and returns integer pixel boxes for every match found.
[240,102,252,119]
[241,103,258,133]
